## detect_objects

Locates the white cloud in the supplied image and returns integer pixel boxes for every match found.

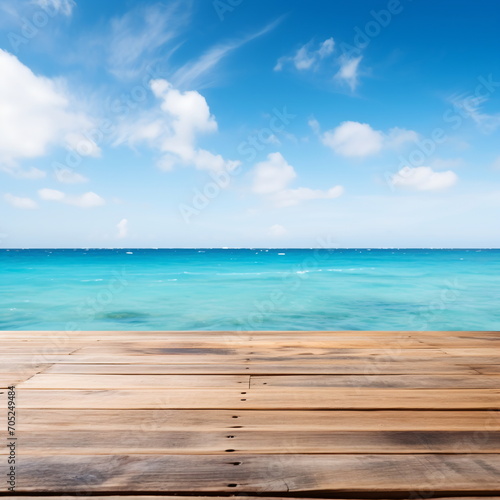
[252,152,343,207]
[71,192,105,208]
[386,127,419,148]
[38,188,105,207]
[0,49,99,172]
[115,79,239,173]
[449,93,500,133]
[322,121,384,157]
[429,158,464,170]
[2,166,46,180]
[321,121,418,158]
[64,132,101,158]
[33,0,76,16]
[117,218,128,239]
[318,38,335,58]
[335,55,362,91]
[275,37,335,72]
[308,118,321,135]
[391,166,458,191]
[275,38,366,91]
[107,1,189,79]
[269,224,287,237]
[39,188,65,201]
[54,167,88,184]
[252,152,296,195]
[173,18,281,89]
[273,186,344,208]
[492,156,500,170]
[4,193,38,209]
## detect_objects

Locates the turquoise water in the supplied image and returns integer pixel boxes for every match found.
[0,249,498,331]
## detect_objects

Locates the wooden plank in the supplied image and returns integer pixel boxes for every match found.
[10,454,500,492]
[7,429,500,455]
[19,374,250,389]
[16,388,500,409]
[0,374,35,387]
[19,373,500,390]
[44,362,481,375]
[53,353,500,365]
[16,409,500,432]
[251,374,500,389]
[72,345,452,357]
[2,330,500,497]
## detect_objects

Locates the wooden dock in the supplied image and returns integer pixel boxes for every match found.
[1,330,500,499]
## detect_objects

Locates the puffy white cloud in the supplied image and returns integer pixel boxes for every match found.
[38,188,105,207]
[4,193,38,209]
[252,152,296,195]
[391,166,458,191]
[269,224,287,237]
[150,78,217,157]
[0,50,99,172]
[115,79,239,173]
[321,121,418,158]
[54,168,88,184]
[322,121,384,157]
[275,38,335,72]
[335,55,362,91]
[252,152,343,207]
[117,219,128,239]
[33,0,76,16]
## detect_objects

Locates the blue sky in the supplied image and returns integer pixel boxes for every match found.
[0,0,499,248]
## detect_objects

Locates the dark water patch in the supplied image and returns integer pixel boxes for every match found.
[98,311,151,323]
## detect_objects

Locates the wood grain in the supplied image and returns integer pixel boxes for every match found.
[1,329,500,497]
[11,454,500,493]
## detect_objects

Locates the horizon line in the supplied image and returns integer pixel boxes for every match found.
[0,247,499,251]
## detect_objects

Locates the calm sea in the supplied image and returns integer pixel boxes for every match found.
[0,249,498,331]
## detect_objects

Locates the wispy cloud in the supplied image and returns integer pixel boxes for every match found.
[335,55,362,91]
[38,188,105,208]
[33,0,76,16]
[274,38,334,71]
[54,167,88,184]
[449,93,500,133]
[4,193,38,210]
[173,17,283,89]
[107,1,191,79]
[275,36,365,91]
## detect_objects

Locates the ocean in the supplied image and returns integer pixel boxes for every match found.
[0,249,498,331]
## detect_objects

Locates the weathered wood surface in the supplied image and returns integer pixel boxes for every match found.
[1,330,500,498]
